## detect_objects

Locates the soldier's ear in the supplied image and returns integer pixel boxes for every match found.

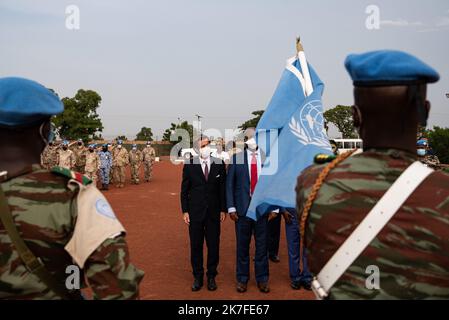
[352,105,362,129]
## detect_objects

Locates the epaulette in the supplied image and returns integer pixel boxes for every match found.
[314,153,337,165]
[51,166,92,185]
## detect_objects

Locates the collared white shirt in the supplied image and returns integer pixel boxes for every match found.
[228,149,279,214]
[200,157,211,175]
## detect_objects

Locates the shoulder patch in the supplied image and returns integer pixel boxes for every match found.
[51,166,92,185]
[314,153,336,165]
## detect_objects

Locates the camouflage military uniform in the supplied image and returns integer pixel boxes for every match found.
[72,146,87,173]
[41,145,59,170]
[296,149,449,299]
[419,155,440,170]
[58,149,75,170]
[112,148,129,188]
[0,165,144,299]
[142,146,156,182]
[129,149,142,184]
[84,151,100,186]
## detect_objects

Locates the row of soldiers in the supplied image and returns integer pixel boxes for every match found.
[41,139,156,189]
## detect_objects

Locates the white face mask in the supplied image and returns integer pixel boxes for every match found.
[245,138,257,150]
[118,145,122,149]
[417,149,426,157]
[200,146,211,159]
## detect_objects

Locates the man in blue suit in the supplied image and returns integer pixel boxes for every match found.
[226,128,277,293]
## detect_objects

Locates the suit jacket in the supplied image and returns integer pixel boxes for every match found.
[226,149,265,217]
[181,156,227,222]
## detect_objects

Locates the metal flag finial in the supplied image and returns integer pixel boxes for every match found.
[296,36,304,53]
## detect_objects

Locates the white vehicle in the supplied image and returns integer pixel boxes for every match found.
[333,139,363,155]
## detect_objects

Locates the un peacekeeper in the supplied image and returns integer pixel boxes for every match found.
[0,77,144,299]
[129,144,142,185]
[84,144,101,186]
[417,139,440,169]
[142,141,156,182]
[58,140,75,170]
[98,144,113,191]
[41,141,59,170]
[296,51,449,299]
[112,140,129,188]
[73,139,87,173]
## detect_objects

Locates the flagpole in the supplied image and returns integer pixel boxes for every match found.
[296,37,314,96]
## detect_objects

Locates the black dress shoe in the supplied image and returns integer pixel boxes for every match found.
[257,282,270,293]
[207,277,217,291]
[291,281,301,290]
[269,255,280,263]
[300,280,312,291]
[236,282,247,293]
[191,278,203,292]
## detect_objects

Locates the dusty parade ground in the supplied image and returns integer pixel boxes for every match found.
[101,157,314,300]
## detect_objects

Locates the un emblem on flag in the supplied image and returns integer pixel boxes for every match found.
[289,100,331,148]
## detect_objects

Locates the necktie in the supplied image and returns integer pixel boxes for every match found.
[250,153,258,195]
[204,161,209,181]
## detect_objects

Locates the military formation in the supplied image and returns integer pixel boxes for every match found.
[41,139,157,190]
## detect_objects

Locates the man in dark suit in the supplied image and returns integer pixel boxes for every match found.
[181,136,227,292]
[226,128,277,293]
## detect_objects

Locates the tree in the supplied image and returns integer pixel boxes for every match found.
[427,126,449,164]
[53,89,103,141]
[324,105,358,139]
[239,110,264,130]
[136,127,153,141]
[162,121,195,146]
[115,135,128,141]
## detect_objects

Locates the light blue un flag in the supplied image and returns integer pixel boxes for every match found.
[246,55,332,220]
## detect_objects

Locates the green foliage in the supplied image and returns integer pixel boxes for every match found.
[427,126,449,164]
[53,89,103,141]
[239,110,264,130]
[324,105,358,139]
[115,135,128,141]
[135,127,153,141]
[162,121,195,145]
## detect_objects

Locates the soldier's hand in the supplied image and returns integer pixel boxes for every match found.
[229,212,239,222]
[220,212,226,222]
[268,211,278,222]
[183,212,190,225]
[282,212,293,225]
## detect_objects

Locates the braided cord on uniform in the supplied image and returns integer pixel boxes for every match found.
[299,150,356,271]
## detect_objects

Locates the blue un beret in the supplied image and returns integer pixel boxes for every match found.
[345,50,440,86]
[0,77,63,127]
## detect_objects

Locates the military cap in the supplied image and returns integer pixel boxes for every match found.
[62,140,69,146]
[0,77,63,127]
[132,144,137,148]
[117,140,123,145]
[345,50,440,86]
[417,139,428,147]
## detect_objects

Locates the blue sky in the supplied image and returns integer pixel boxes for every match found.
[1,0,448,139]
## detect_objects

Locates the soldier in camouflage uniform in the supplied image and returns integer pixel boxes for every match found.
[296,51,449,299]
[41,142,59,170]
[142,141,156,182]
[58,141,75,170]
[84,144,100,186]
[417,139,441,170]
[72,139,87,173]
[0,77,144,299]
[112,141,129,188]
[129,144,142,185]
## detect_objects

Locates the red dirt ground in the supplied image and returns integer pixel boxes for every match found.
[103,157,315,300]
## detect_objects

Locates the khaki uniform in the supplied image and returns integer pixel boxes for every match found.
[58,149,75,170]
[112,147,129,188]
[129,150,143,184]
[142,146,156,182]
[41,145,59,170]
[72,146,87,173]
[84,151,101,185]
